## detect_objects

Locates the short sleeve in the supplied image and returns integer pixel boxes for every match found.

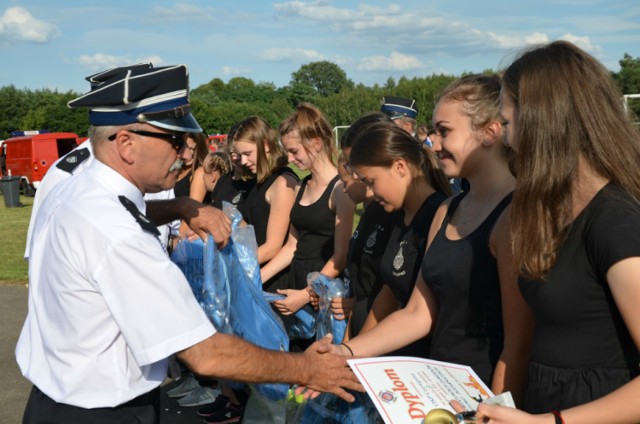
[585,189,640,277]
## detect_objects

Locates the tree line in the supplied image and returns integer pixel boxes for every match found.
[1,55,639,140]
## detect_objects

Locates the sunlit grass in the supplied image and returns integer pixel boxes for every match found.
[0,194,32,283]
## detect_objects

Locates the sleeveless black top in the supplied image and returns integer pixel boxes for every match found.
[244,167,299,246]
[380,192,447,307]
[422,191,512,385]
[290,174,340,262]
[210,171,255,220]
[173,170,192,198]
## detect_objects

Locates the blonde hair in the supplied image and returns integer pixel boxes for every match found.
[202,151,231,176]
[278,102,337,165]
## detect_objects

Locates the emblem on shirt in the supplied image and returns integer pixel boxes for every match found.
[56,147,90,173]
[392,241,406,276]
[365,230,377,250]
[351,229,359,241]
[232,192,242,204]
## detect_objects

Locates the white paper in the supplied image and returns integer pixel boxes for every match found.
[347,356,494,424]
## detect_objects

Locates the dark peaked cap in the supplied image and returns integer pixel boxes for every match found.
[380,95,418,120]
[68,64,201,133]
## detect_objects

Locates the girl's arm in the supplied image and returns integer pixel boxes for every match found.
[358,284,399,334]
[257,173,297,264]
[478,257,640,424]
[489,207,533,405]
[319,180,356,278]
[341,272,438,357]
[260,224,298,284]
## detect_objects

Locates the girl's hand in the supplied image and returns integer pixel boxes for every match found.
[476,402,550,424]
[274,289,311,315]
[330,296,355,320]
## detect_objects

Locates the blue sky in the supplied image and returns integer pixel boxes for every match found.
[1,1,639,94]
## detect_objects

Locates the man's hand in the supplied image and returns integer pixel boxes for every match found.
[182,202,231,247]
[297,334,364,402]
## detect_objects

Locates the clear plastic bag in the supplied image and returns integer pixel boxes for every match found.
[171,203,289,402]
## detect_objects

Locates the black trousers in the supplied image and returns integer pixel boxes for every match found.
[23,386,160,424]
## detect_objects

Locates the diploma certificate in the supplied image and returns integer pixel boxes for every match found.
[347,356,494,424]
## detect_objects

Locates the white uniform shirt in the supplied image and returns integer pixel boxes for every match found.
[16,159,215,408]
[25,140,176,258]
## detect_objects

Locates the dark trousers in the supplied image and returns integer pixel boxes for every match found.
[23,386,160,424]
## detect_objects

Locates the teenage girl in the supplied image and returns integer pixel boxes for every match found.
[339,75,532,401]
[334,112,395,338]
[230,116,300,296]
[260,103,355,319]
[345,121,452,357]
[477,41,640,424]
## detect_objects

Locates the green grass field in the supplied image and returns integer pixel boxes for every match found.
[0,193,32,283]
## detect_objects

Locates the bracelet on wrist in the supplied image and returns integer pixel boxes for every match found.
[551,410,565,424]
[341,342,354,356]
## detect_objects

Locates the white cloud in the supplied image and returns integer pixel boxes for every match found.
[223,66,253,76]
[150,3,215,22]
[357,51,422,71]
[0,6,59,43]
[262,47,324,62]
[77,53,164,71]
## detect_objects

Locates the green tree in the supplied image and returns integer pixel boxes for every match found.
[290,61,353,97]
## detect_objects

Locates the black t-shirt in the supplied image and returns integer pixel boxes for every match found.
[210,172,255,220]
[344,201,392,302]
[380,192,446,307]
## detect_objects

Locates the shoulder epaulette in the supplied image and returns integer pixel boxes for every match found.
[118,195,160,237]
[56,148,91,173]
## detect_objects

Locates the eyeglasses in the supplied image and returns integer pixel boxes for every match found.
[108,129,187,152]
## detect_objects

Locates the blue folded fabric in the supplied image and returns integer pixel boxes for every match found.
[171,203,290,401]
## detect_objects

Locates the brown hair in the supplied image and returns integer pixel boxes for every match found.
[349,122,452,196]
[278,102,337,165]
[502,40,640,279]
[231,116,287,183]
[188,131,210,176]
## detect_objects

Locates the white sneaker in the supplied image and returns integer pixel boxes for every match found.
[177,385,222,407]
[166,373,200,398]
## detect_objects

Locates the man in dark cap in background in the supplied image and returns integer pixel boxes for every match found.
[380,95,419,136]
[16,64,361,424]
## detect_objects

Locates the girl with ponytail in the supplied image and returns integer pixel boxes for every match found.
[338,75,532,403]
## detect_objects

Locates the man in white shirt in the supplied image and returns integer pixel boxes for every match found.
[17,63,361,424]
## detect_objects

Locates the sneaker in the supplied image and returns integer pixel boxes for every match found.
[197,395,229,417]
[203,403,243,424]
[166,373,200,398]
[177,385,221,407]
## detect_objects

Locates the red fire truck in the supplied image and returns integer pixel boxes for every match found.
[1,130,80,195]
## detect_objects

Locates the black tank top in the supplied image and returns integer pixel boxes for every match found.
[210,172,255,220]
[244,167,299,246]
[173,170,192,197]
[422,191,512,385]
[290,174,340,261]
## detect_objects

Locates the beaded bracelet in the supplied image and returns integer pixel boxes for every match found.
[551,410,565,424]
